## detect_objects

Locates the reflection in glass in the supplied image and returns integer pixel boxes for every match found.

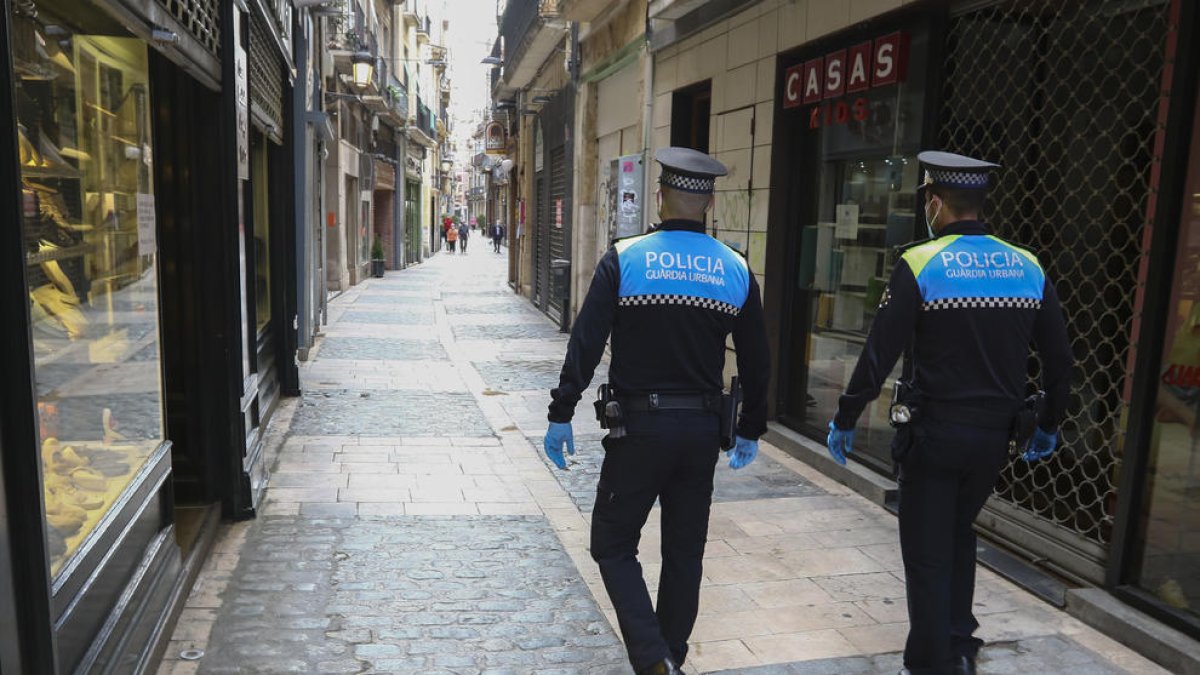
[14,16,163,577]
[802,156,919,467]
[1138,104,1200,622]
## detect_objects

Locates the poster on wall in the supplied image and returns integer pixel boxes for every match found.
[612,153,645,239]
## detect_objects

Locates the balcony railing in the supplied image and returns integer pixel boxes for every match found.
[416,99,436,140]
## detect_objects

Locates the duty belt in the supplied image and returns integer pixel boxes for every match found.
[617,392,721,413]
[920,400,1019,431]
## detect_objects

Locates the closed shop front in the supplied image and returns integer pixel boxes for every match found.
[762,0,1200,644]
[532,88,575,325]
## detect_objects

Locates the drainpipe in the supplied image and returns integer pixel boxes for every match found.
[642,6,655,232]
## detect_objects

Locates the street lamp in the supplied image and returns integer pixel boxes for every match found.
[480,56,502,66]
[351,51,375,88]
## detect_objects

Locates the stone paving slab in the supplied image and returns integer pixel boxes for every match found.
[340,309,435,325]
[196,516,627,675]
[473,359,609,393]
[315,336,450,361]
[710,635,1127,674]
[528,436,827,514]
[454,323,566,341]
[350,294,435,305]
[291,390,492,437]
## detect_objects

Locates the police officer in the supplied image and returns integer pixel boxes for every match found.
[543,147,771,675]
[826,151,1072,675]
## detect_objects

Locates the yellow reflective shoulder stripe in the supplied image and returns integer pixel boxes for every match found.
[901,236,962,277]
[613,232,654,254]
[986,236,1043,272]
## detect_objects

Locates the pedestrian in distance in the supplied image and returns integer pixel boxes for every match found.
[458,221,470,254]
[491,221,505,253]
[446,222,458,254]
[826,151,1073,675]
[543,147,771,675]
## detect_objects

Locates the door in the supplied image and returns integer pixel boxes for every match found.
[547,147,568,319]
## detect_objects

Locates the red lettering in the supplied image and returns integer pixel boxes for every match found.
[852,97,868,121]
[809,107,821,129]
[834,101,849,123]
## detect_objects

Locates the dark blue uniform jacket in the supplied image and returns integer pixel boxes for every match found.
[834,220,1073,431]
[548,219,771,440]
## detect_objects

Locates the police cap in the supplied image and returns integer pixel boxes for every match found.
[917,150,999,191]
[656,147,728,195]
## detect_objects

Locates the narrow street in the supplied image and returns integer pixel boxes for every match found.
[156,246,1167,675]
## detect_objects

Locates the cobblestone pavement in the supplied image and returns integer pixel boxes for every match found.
[160,247,1169,675]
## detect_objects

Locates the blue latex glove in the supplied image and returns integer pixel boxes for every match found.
[826,421,855,465]
[1022,426,1058,462]
[729,436,758,470]
[543,421,575,470]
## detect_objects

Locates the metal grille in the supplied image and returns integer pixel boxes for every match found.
[249,12,285,137]
[548,146,568,316]
[534,174,549,309]
[156,0,221,56]
[939,0,1171,579]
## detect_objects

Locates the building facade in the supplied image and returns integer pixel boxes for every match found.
[489,0,1200,663]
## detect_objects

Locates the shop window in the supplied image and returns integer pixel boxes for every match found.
[252,133,270,333]
[671,81,711,153]
[1135,100,1200,627]
[12,13,163,576]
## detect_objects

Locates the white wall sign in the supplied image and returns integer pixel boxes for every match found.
[137,193,156,255]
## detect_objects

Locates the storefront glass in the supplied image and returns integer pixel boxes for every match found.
[1136,101,1200,625]
[252,133,271,333]
[12,6,163,577]
[783,27,930,469]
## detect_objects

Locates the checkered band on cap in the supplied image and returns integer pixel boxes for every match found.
[619,294,740,315]
[660,170,716,194]
[925,169,990,189]
[923,297,1042,311]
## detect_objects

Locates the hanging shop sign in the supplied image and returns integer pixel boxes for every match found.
[485,122,507,154]
[782,32,908,128]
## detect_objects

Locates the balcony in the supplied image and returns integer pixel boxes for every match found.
[410,98,437,148]
[648,0,710,20]
[417,15,430,45]
[402,0,420,25]
[559,0,613,22]
[494,0,566,98]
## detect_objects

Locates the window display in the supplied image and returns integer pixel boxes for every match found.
[1137,101,1200,624]
[800,156,919,468]
[13,5,163,577]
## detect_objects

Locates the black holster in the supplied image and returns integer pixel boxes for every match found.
[889,379,921,468]
[594,384,626,438]
[720,377,742,451]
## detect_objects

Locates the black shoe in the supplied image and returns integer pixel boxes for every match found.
[637,658,683,675]
[954,655,977,675]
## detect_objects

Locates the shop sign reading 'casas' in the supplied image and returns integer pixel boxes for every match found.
[485,122,506,154]
[782,31,908,129]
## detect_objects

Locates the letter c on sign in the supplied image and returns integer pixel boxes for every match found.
[786,71,801,107]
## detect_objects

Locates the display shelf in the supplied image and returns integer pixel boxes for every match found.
[27,243,92,266]
[22,165,83,180]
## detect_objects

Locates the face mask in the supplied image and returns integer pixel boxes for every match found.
[924,198,942,238]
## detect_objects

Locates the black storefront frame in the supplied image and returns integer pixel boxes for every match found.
[1106,0,1200,640]
[534,88,575,328]
[0,0,301,669]
[763,2,949,473]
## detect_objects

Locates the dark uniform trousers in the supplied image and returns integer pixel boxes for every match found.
[898,419,1011,674]
[590,411,720,671]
